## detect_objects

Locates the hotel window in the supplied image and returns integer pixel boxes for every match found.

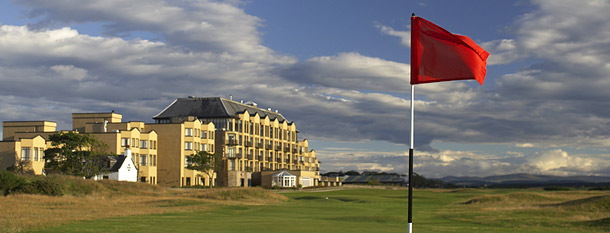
[132,138,139,148]
[21,147,31,161]
[33,147,39,161]
[140,154,147,166]
[140,140,148,149]
[185,142,193,150]
[121,138,129,147]
[201,130,207,139]
[185,128,193,136]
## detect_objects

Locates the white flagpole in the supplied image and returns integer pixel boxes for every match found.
[408,84,414,233]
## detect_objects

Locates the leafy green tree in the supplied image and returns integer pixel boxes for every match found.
[7,160,33,174]
[44,132,110,178]
[187,151,221,187]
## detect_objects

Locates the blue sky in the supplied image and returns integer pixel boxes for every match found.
[1,0,610,178]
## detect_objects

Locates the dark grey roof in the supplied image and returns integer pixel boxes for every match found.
[342,175,405,184]
[108,155,127,172]
[153,97,287,122]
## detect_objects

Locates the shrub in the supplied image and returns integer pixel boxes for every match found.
[12,179,63,196]
[0,170,28,196]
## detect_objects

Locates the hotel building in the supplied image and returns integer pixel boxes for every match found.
[153,97,320,187]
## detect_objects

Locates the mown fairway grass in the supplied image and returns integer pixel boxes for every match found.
[29,187,609,233]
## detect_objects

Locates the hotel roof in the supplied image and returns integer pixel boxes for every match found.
[153,97,287,122]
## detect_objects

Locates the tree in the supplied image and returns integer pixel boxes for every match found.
[44,132,110,178]
[187,151,221,187]
[7,160,33,175]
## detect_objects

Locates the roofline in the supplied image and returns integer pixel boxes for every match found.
[2,120,57,123]
[152,99,178,119]
[72,112,122,115]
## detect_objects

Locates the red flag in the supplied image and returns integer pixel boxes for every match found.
[411,16,489,85]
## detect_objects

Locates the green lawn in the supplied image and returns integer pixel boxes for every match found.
[32,188,609,233]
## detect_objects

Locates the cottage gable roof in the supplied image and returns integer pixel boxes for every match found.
[108,155,127,172]
[153,97,286,121]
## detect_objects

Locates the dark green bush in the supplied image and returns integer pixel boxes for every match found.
[0,170,28,196]
[543,186,571,191]
[12,179,63,196]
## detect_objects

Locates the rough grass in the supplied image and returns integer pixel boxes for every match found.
[0,175,285,233]
[463,192,557,205]
[449,189,610,232]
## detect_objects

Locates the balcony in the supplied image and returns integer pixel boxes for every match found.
[275,146,281,151]
[292,148,298,154]
[258,155,263,161]
[245,141,253,147]
[285,159,290,163]
[226,139,238,146]
[265,144,272,150]
[267,156,272,162]
[236,153,242,159]
[276,158,282,163]
[284,147,290,152]
[256,143,263,149]
[226,153,236,159]
[247,154,253,160]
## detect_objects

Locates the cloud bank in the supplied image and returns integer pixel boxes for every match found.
[1,0,610,176]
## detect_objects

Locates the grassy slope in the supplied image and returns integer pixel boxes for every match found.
[27,187,609,233]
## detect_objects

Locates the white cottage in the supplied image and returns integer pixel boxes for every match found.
[106,146,138,182]
[272,171,296,188]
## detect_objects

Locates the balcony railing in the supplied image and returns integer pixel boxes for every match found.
[258,155,263,161]
[246,141,253,147]
[247,154,253,160]
[236,153,242,159]
[275,146,281,151]
[226,139,238,146]
[292,149,298,153]
[226,153,236,159]
[256,143,263,149]
[284,147,290,152]
[276,158,282,163]
[266,144,272,150]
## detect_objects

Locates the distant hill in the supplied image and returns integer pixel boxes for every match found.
[441,173,610,187]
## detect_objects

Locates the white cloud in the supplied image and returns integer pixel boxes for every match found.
[376,24,410,48]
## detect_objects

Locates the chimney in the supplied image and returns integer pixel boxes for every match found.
[124,145,132,160]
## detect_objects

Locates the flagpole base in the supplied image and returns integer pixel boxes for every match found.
[408,222,412,233]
